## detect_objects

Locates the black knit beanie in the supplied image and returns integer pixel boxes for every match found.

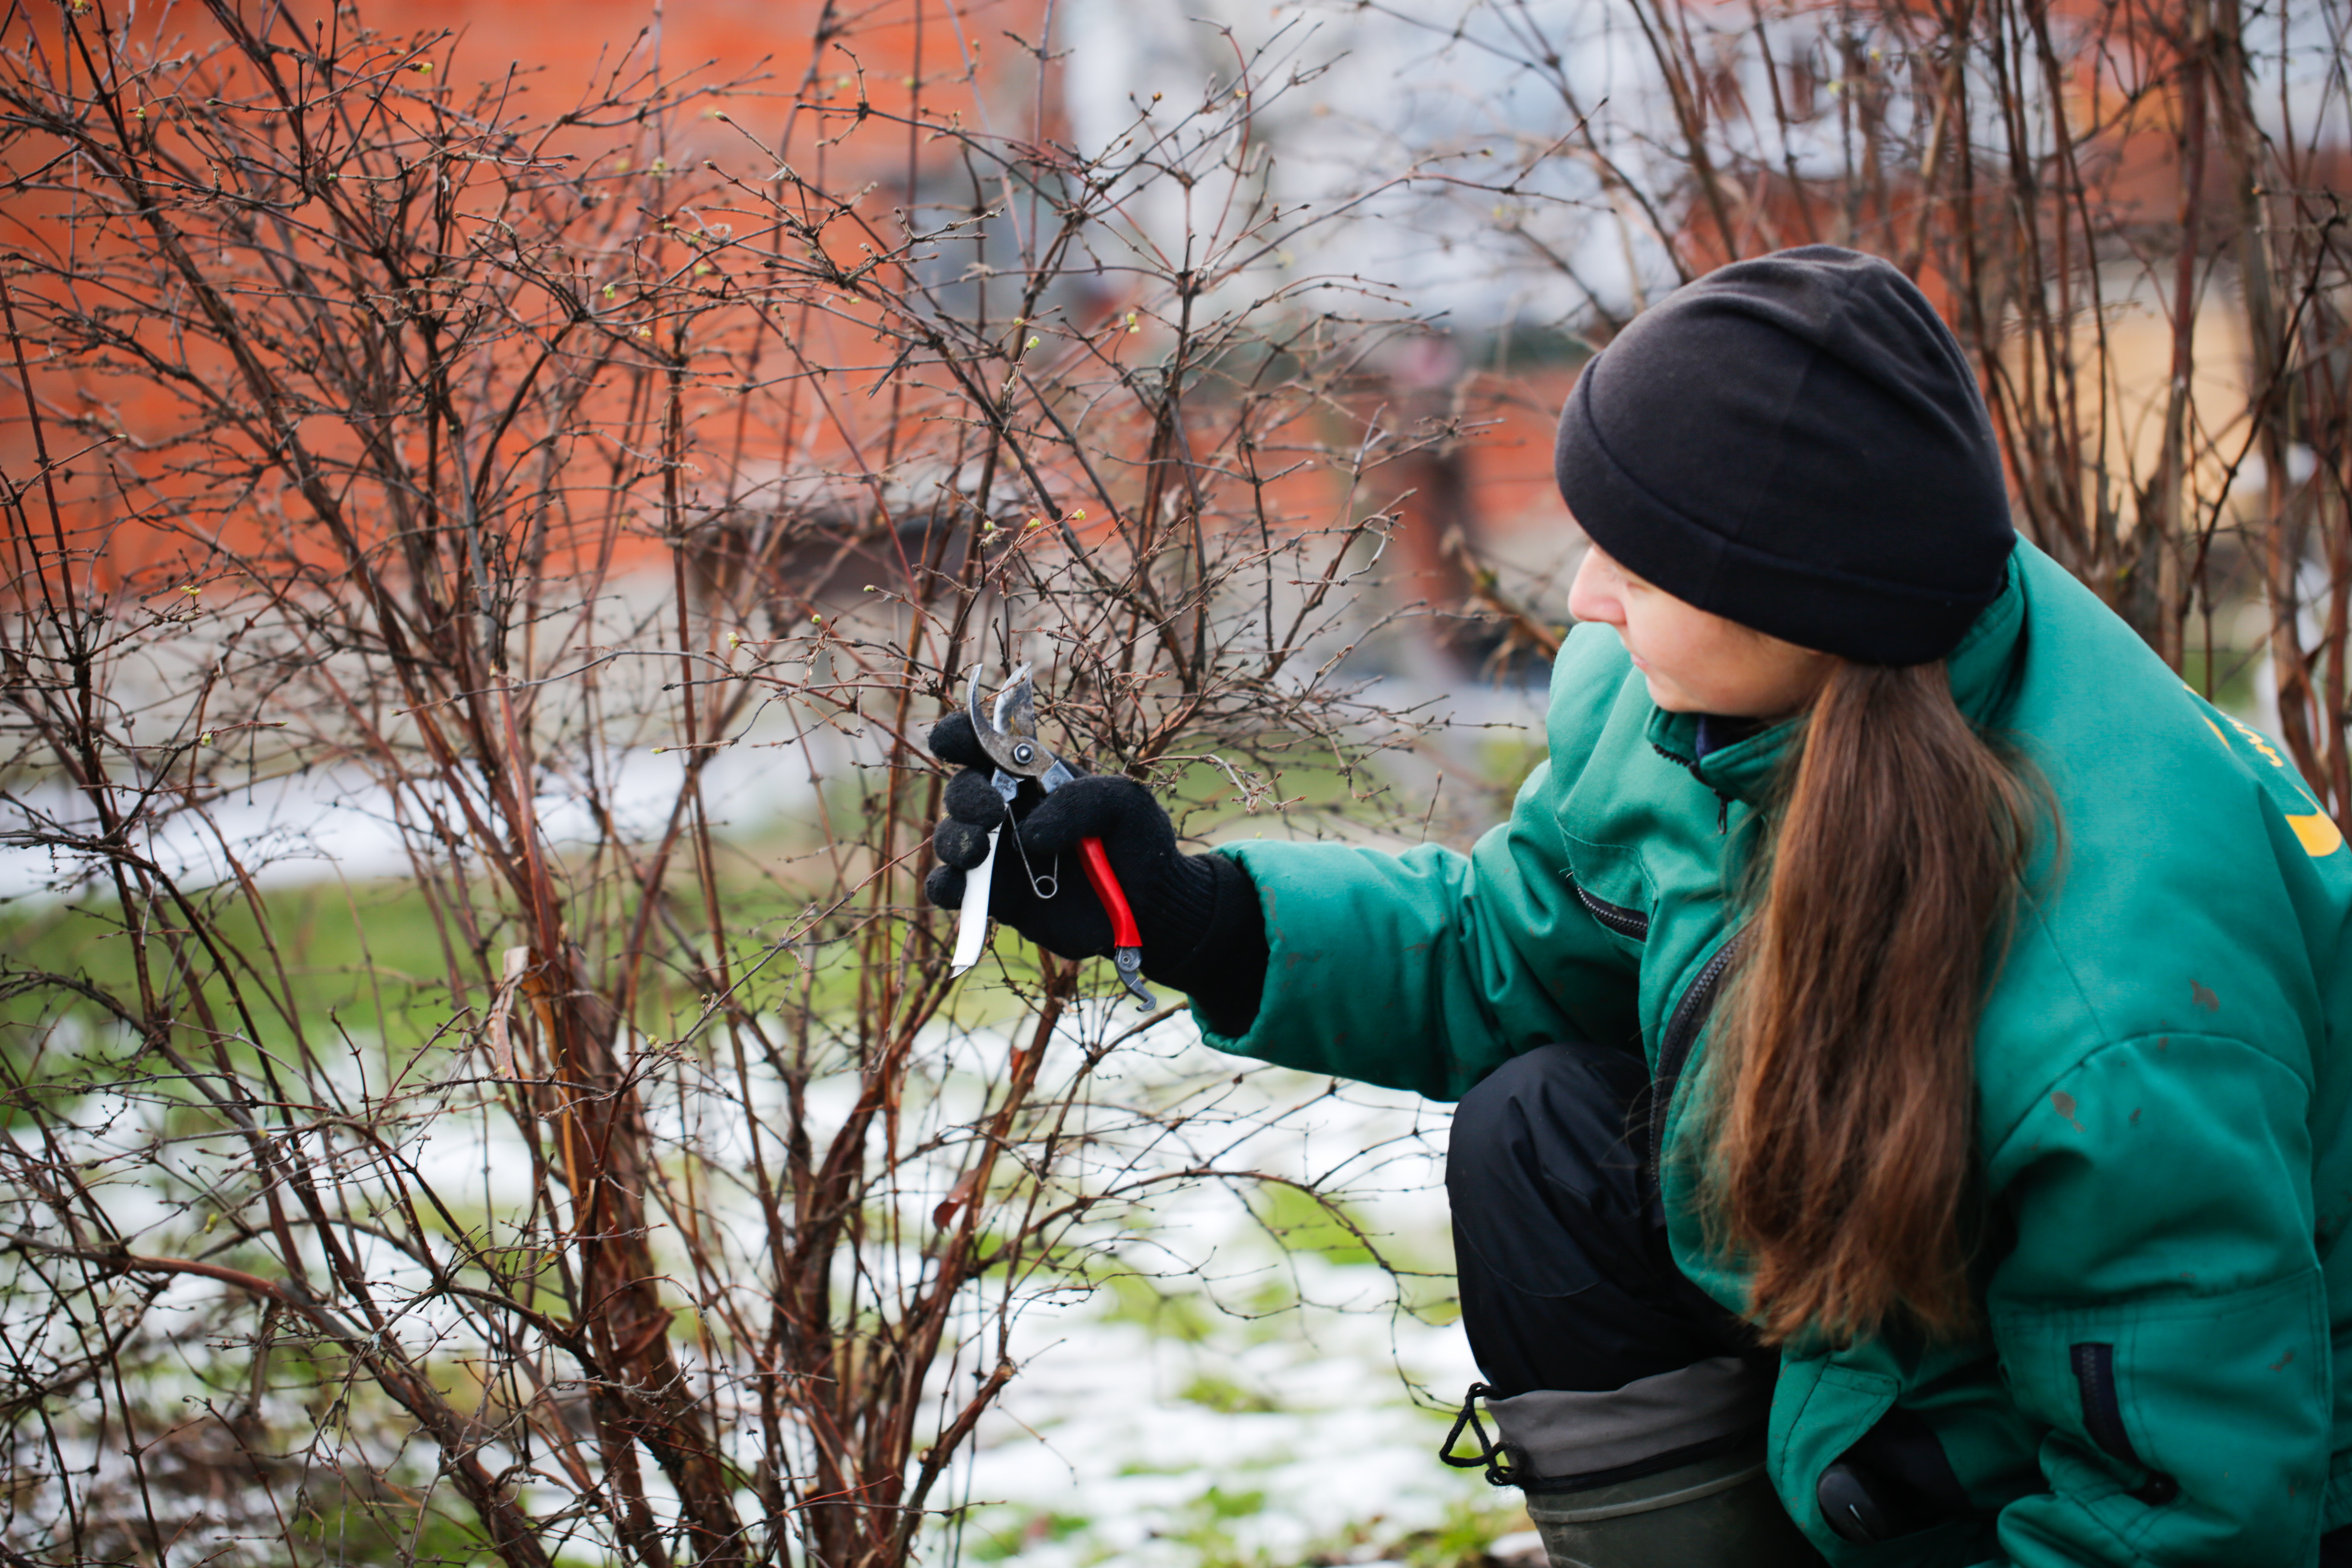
[1553,246,2015,665]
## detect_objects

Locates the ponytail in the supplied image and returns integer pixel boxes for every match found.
[1704,661,2039,1346]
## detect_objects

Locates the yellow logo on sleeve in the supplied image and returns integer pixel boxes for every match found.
[2195,697,2345,857]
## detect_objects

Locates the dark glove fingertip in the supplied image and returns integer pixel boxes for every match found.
[928,711,990,769]
[934,816,993,871]
[924,862,965,911]
[944,768,1013,826]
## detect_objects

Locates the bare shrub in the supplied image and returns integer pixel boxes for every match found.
[0,5,1464,1564]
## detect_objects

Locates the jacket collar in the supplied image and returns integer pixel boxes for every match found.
[1642,547,2029,807]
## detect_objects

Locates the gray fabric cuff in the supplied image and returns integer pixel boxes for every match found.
[1484,1356,1771,1481]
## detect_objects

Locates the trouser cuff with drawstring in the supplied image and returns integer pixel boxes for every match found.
[1440,1041,1771,1490]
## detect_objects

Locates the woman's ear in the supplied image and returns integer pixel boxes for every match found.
[1722,629,1840,722]
[1778,646,1841,717]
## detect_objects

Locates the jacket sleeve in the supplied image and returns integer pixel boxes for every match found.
[1189,753,1641,1101]
[1980,1031,2328,1567]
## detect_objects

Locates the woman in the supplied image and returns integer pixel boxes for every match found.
[924,247,2352,1567]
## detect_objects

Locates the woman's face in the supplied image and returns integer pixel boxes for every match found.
[1566,543,1836,719]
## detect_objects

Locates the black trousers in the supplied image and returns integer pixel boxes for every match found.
[1445,1040,1755,1397]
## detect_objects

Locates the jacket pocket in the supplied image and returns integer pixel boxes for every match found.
[1570,878,1648,940]
[2067,1343,2178,1504]
[1992,1270,2326,1562]
[1562,834,1653,950]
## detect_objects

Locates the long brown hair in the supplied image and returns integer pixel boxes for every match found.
[1704,660,2039,1346]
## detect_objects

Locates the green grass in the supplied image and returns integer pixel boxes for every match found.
[946,1487,1528,1568]
[0,842,1060,1087]
[959,1507,1094,1563]
[2,875,460,1033]
[1247,1182,1379,1267]
[1096,1272,1223,1346]
[1177,1372,1281,1415]
[1120,1488,1528,1568]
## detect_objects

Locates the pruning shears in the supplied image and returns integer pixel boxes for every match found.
[948,664,1156,1010]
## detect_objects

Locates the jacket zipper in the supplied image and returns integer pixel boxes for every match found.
[1645,933,1744,1211]
[2069,1343,2180,1505]
[1571,880,1649,940]
[1650,740,1735,835]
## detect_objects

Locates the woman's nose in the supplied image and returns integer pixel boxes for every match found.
[1566,547,1621,627]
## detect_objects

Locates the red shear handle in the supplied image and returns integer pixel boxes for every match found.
[1076,836,1144,950]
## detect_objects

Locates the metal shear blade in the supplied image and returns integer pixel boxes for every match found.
[967,662,1065,784]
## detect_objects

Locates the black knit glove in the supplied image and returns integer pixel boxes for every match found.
[922,711,1268,1032]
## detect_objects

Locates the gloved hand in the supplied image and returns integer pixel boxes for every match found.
[922,710,1269,1030]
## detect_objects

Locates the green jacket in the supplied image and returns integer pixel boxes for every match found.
[1203,541,2352,1566]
